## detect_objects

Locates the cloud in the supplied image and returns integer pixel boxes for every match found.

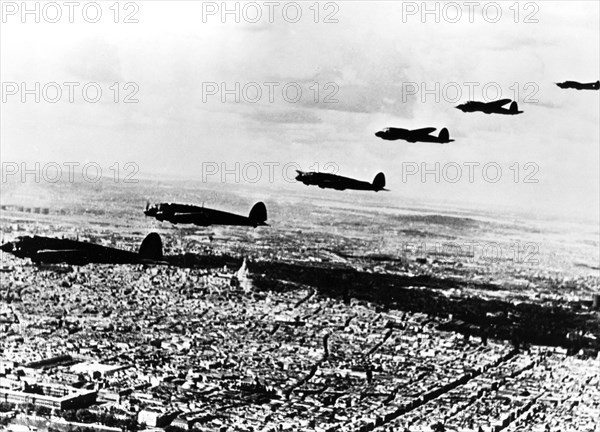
[2,1,598,218]
[245,108,322,124]
[65,37,124,83]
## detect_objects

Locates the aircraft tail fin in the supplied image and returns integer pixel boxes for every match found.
[138,232,163,261]
[510,101,519,113]
[249,202,268,225]
[439,128,450,142]
[372,172,386,190]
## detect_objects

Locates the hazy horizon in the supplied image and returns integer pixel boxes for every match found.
[2,1,599,221]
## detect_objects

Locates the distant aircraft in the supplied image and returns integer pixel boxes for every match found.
[556,80,600,90]
[0,233,166,266]
[144,202,268,227]
[375,127,454,144]
[295,171,388,192]
[455,99,523,115]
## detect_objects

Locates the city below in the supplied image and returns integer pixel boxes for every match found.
[1,178,598,432]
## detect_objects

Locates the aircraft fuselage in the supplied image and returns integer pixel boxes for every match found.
[375,128,453,143]
[556,81,600,90]
[455,101,523,115]
[145,203,264,227]
[295,172,384,192]
[0,236,160,266]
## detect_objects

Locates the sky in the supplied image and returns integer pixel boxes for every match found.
[1,1,599,220]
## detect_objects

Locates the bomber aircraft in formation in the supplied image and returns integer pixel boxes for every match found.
[0,233,166,266]
[455,99,523,115]
[144,201,268,228]
[3,76,593,263]
[295,170,388,192]
[375,127,454,144]
[556,80,600,90]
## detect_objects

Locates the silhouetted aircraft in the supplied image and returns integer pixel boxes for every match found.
[295,171,388,192]
[556,80,600,90]
[375,127,454,143]
[455,99,523,115]
[0,233,166,265]
[144,202,268,227]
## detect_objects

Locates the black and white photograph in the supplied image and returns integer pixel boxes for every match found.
[1,1,599,431]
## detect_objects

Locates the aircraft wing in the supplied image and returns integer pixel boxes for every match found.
[171,211,212,225]
[172,212,208,217]
[35,249,94,264]
[318,178,344,187]
[410,127,437,136]
[138,258,169,265]
[487,98,512,108]
[36,247,140,265]
[37,249,81,254]
[173,209,252,226]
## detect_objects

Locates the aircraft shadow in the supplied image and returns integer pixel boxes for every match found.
[246,260,599,355]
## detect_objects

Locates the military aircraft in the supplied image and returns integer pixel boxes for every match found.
[0,233,166,266]
[556,80,600,90]
[455,99,523,115]
[375,127,454,144]
[295,171,388,192]
[144,201,268,227]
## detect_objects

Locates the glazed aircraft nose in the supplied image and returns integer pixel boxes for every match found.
[144,207,157,217]
[0,242,14,252]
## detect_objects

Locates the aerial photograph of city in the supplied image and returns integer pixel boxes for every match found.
[1,1,599,432]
